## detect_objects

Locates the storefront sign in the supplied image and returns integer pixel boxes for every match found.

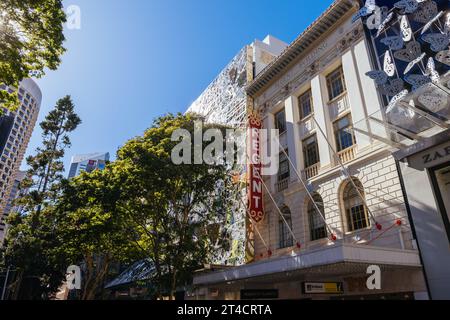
[407,140,450,170]
[241,289,279,300]
[302,282,344,294]
[247,113,264,223]
[422,145,450,166]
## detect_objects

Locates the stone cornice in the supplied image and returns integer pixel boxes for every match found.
[246,0,358,98]
[256,23,365,115]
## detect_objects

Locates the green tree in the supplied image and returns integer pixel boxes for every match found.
[51,168,140,300]
[1,96,80,299]
[22,95,81,223]
[117,114,233,298]
[0,0,66,111]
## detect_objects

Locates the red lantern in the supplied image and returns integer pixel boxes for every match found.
[330,234,337,241]
[296,242,301,249]
[376,223,383,231]
[396,219,402,226]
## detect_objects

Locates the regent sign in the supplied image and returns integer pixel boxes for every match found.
[248,113,264,223]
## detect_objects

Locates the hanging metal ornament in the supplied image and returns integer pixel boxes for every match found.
[366,6,390,30]
[386,89,409,113]
[394,0,425,14]
[404,74,432,91]
[352,0,377,23]
[381,35,404,50]
[376,12,394,38]
[422,32,450,52]
[400,15,413,42]
[425,57,440,83]
[384,50,396,77]
[366,70,389,85]
[435,49,450,66]
[404,53,426,74]
[418,87,449,112]
[379,79,405,97]
[445,12,450,34]
[394,41,423,63]
[421,11,444,35]
[412,0,438,24]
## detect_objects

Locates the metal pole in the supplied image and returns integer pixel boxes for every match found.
[311,116,379,225]
[1,266,10,301]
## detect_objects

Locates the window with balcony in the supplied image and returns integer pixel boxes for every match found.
[334,115,356,152]
[342,178,370,232]
[299,90,313,120]
[326,67,346,101]
[279,206,294,249]
[275,109,287,134]
[302,135,320,179]
[308,194,327,241]
[303,135,320,168]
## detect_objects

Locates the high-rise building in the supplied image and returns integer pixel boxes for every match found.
[0,79,42,226]
[0,171,27,243]
[186,35,288,266]
[68,152,110,178]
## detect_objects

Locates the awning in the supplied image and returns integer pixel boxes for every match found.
[193,243,422,286]
[105,259,155,289]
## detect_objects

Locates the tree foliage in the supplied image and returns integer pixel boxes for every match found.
[2,113,234,300]
[115,113,233,298]
[1,96,80,299]
[0,0,66,110]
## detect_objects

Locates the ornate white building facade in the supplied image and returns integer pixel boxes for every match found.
[192,0,429,300]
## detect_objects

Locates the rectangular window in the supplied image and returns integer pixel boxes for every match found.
[303,135,320,168]
[279,219,293,249]
[299,90,313,120]
[334,115,356,152]
[348,205,369,231]
[326,67,346,101]
[275,109,287,134]
[278,150,290,182]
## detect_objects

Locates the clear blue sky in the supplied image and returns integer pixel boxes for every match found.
[25,0,334,171]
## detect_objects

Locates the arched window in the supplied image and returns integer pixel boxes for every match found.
[279,206,293,249]
[308,194,327,241]
[342,178,370,232]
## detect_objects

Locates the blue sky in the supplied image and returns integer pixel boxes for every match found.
[25,0,334,171]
